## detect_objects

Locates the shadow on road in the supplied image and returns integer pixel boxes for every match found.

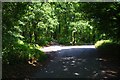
[32,45,120,79]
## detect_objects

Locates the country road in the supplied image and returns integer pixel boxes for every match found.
[31,45,120,79]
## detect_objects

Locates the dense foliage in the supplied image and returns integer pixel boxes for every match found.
[2,2,120,64]
[2,3,48,64]
[80,2,120,43]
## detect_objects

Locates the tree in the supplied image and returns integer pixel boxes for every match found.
[80,2,120,43]
[2,2,47,64]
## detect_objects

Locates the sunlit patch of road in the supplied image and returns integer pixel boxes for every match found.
[40,45,95,52]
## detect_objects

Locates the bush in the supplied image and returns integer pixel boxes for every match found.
[95,40,112,49]
[30,48,48,62]
[2,39,48,65]
[58,38,70,45]
[95,40,120,55]
[38,37,53,46]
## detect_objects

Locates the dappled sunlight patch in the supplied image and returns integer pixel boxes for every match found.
[106,70,117,74]
[96,58,107,62]
[63,68,69,71]
[50,60,54,62]
[92,73,99,78]
[45,70,48,73]
[72,60,75,63]
[106,73,117,77]
[44,69,55,73]
[62,62,66,64]
[103,76,108,79]
[70,63,75,66]
[61,57,75,60]
[100,69,118,78]
[66,61,69,64]
[101,70,106,74]
[78,58,82,61]
[74,72,80,76]
[84,67,89,71]
[63,66,67,68]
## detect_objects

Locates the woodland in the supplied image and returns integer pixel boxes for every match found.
[2,2,120,64]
